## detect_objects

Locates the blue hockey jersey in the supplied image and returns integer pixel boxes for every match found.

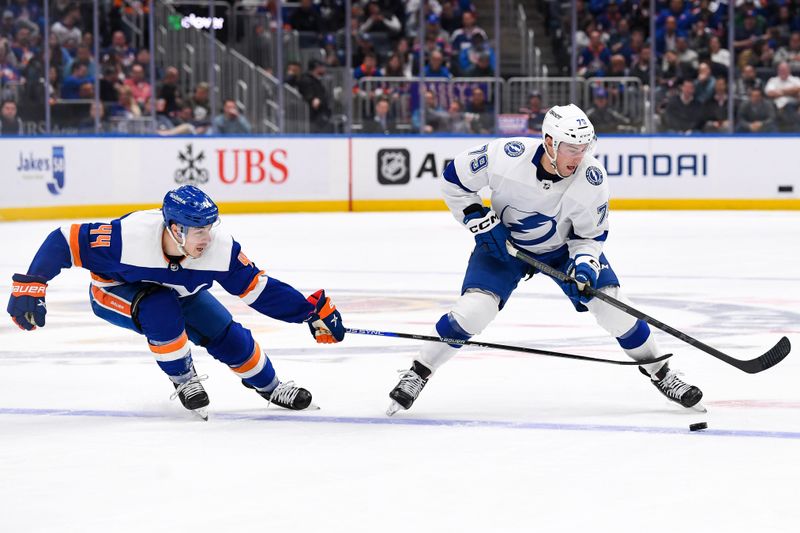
[25,209,314,323]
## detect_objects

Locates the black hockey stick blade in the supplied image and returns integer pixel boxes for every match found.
[505,242,792,374]
[345,327,672,366]
[741,336,791,374]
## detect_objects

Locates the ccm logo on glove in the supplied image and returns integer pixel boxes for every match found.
[463,204,511,262]
[467,211,499,233]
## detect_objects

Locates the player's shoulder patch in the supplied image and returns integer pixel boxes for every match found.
[585,165,604,186]
[503,141,526,157]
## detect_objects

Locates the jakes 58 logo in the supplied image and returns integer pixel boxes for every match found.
[16,146,66,195]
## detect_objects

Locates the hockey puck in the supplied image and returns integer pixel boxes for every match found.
[689,422,708,432]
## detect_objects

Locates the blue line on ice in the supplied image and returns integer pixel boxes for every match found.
[1,407,798,440]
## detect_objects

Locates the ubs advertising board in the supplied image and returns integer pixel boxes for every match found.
[0,137,349,219]
[1,135,797,219]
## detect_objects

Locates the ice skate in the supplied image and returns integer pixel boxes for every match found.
[387,361,431,416]
[170,373,210,421]
[641,364,704,411]
[244,380,314,410]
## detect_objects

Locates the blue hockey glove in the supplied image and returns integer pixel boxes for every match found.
[563,255,600,305]
[7,274,48,331]
[305,290,345,344]
[463,204,511,262]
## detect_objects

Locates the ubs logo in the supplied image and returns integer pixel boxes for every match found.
[377,149,410,185]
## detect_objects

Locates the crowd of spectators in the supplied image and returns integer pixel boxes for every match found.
[543,0,800,133]
[0,0,252,135]
[275,0,499,133]
[8,0,800,135]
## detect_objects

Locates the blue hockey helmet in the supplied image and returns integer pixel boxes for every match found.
[162,185,219,228]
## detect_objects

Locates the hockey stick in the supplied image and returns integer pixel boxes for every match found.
[505,242,791,374]
[345,327,672,366]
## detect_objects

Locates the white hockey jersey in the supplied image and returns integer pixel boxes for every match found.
[441,137,610,260]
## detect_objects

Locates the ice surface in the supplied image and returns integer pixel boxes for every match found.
[1,211,798,532]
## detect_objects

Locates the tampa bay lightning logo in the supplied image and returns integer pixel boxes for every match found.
[500,205,559,246]
[586,166,603,186]
[504,141,525,157]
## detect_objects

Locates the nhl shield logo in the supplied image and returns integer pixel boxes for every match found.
[377,148,410,185]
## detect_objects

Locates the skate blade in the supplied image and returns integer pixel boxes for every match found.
[192,407,209,421]
[386,401,403,417]
[689,402,707,413]
[266,402,321,411]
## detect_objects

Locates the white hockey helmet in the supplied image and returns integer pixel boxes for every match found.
[541,104,596,178]
[541,103,596,152]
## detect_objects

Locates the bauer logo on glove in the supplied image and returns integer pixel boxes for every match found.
[305,289,345,344]
[7,274,48,331]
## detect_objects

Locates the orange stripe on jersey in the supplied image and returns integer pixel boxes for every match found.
[233,342,262,374]
[90,285,131,316]
[239,270,265,298]
[149,332,189,354]
[90,272,114,283]
[69,224,82,268]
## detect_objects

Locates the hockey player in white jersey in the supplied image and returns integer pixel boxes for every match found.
[7,185,345,420]
[387,104,703,415]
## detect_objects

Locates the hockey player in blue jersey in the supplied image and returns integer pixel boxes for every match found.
[387,104,703,415]
[7,185,345,420]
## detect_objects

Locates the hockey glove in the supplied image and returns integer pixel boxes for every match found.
[7,274,48,331]
[563,255,600,306]
[463,204,511,262]
[306,290,345,344]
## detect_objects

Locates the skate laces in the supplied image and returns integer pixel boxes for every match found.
[170,374,209,401]
[268,381,300,407]
[656,370,692,400]
[396,369,426,398]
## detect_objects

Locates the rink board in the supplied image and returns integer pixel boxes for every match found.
[0,135,797,219]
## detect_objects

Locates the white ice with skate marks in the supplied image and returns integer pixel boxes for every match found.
[0,211,798,533]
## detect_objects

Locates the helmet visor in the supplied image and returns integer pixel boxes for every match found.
[183,219,219,237]
[186,225,211,235]
[557,141,592,157]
